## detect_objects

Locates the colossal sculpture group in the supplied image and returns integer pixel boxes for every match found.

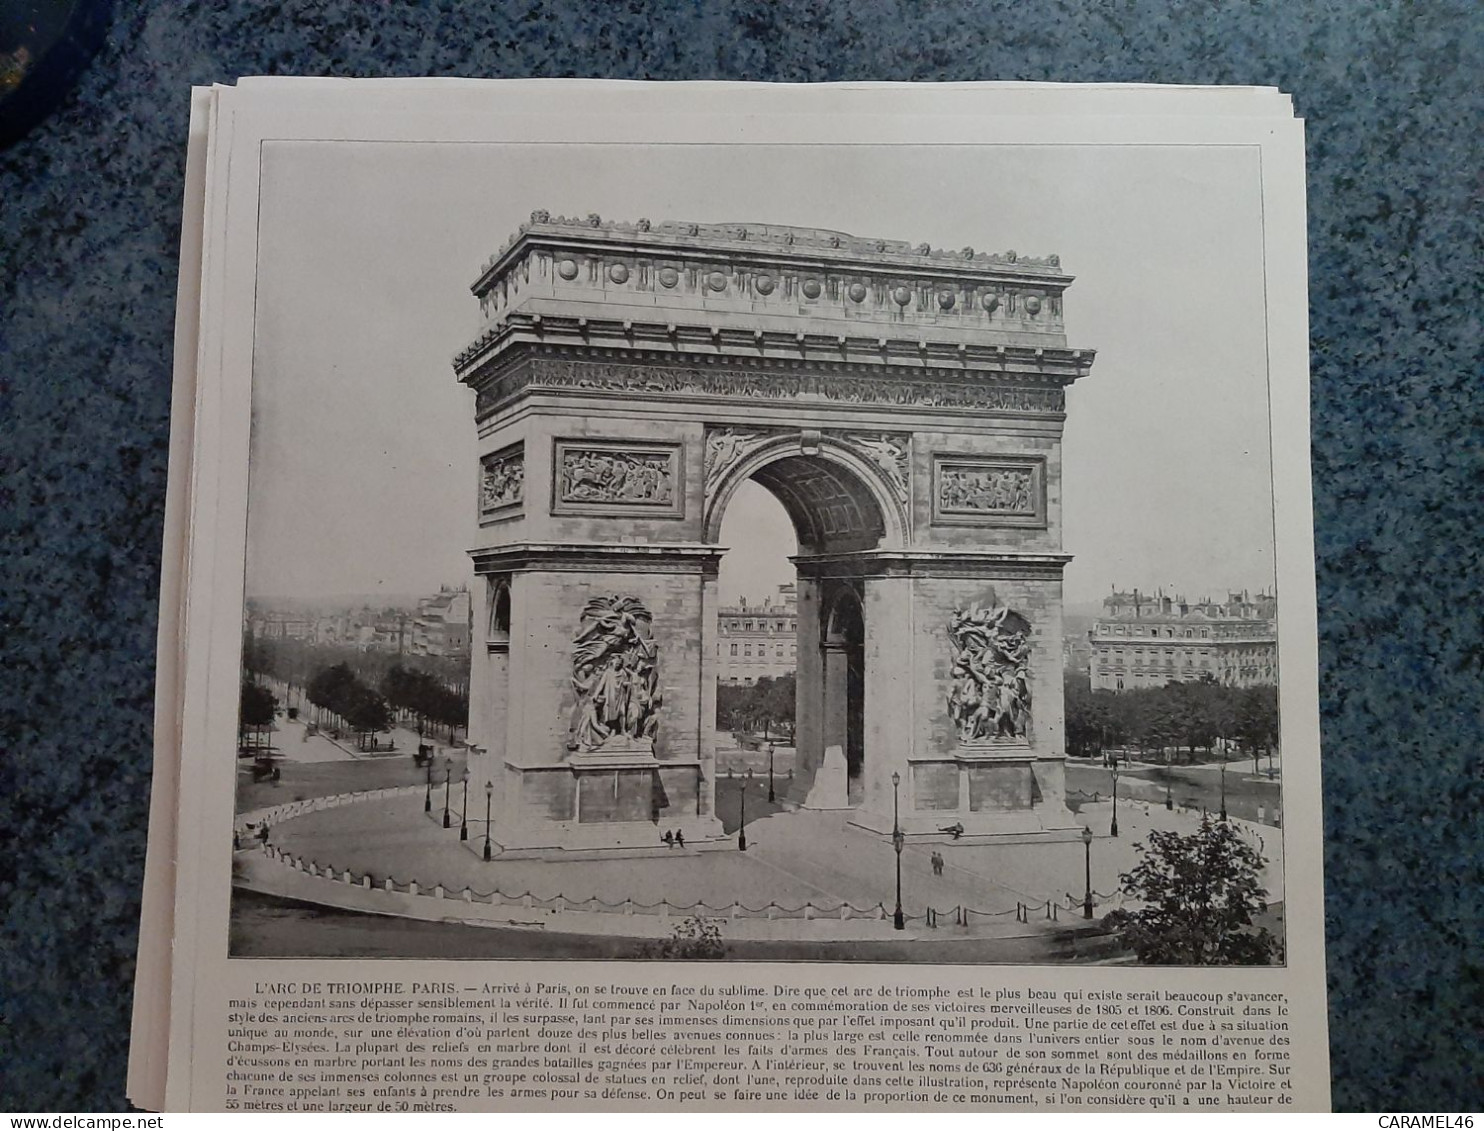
[569,596,663,751]
[947,601,1034,744]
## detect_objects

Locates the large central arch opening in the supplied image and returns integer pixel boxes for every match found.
[716,483,799,810]
[711,444,896,821]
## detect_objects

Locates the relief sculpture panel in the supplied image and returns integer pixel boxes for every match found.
[552,439,684,517]
[932,455,1047,528]
[947,598,1033,744]
[568,596,662,752]
[834,431,910,502]
[703,426,778,493]
[479,444,524,521]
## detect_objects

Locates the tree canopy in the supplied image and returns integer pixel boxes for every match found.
[717,673,795,738]
[1108,814,1280,965]
[1064,671,1278,764]
[238,681,277,751]
[382,664,467,741]
[305,663,393,750]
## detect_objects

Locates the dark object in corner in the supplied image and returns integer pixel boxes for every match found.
[0,0,113,151]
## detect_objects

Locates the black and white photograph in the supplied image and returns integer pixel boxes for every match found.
[229,138,1289,966]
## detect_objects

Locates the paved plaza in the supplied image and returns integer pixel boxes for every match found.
[235,714,1284,959]
[246,781,1283,924]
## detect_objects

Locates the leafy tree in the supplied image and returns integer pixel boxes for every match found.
[1121,688,1178,760]
[716,682,752,732]
[715,675,797,740]
[380,664,467,743]
[307,662,359,728]
[635,915,726,960]
[1235,685,1280,769]
[428,682,468,744]
[381,665,423,732]
[1171,675,1221,759]
[1107,813,1279,965]
[1064,672,1102,756]
[342,683,392,750]
[1091,688,1126,750]
[239,682,277,752]
[754,674,796,739]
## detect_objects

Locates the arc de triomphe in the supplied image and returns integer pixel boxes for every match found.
[456,214,1095,854]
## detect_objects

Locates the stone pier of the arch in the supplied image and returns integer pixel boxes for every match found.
[453,214,1095,853]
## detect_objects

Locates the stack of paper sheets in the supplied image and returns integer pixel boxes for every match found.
[131,79,1322,1114]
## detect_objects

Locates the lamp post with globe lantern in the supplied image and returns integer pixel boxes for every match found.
[482,781,493,861]
[1081,825,1095,920]
[892,771,905,931]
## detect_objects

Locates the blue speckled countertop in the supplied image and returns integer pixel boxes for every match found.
[1,0,1480,1111]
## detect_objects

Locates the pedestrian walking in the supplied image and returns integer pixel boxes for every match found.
[931,850,944,876]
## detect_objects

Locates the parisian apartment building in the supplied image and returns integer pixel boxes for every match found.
[717,583,798,686]
[1088,587,1278,691]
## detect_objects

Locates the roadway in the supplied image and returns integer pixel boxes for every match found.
[1066,754,1283,827]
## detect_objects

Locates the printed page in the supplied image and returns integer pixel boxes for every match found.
[153,80,1325,1112]
[125,83,218,1114]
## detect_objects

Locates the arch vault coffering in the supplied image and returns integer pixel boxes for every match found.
[702,433,906,556]
[455,216,1093,853]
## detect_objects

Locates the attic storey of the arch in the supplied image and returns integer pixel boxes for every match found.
[454,215,1095,853]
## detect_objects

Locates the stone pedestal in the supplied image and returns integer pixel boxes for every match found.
[851,743,1079,843]
[568,737,659,769]
[803,744,850,809]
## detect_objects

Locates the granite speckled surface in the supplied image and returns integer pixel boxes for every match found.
[1,0,1480,1112]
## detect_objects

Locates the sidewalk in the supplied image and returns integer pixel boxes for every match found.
[1090,752,1282,776]
[268,715,465,765]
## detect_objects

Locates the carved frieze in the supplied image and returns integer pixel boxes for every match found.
[552,438,684,518]
[477,360,1066,419]
[479,444,524,521]
[932,454,1047,528]
[947,598,1033,744]
[568,596,662,752]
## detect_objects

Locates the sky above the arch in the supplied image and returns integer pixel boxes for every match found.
[248,140,1276,611]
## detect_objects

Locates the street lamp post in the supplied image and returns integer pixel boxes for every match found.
[1165,750,1174,811]
[442,762,452,829]
[482,781,493,861]
[1110,766,1120,838]
[767,742,776,804]
[891,771,905,930]
[459,769,470,841]
[424,756,433,813]
[1219,761,1228,822]
[738,769,751,851]
[1081,825,1095,920]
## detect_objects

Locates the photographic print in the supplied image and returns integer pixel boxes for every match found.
[230,140,1286,966]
